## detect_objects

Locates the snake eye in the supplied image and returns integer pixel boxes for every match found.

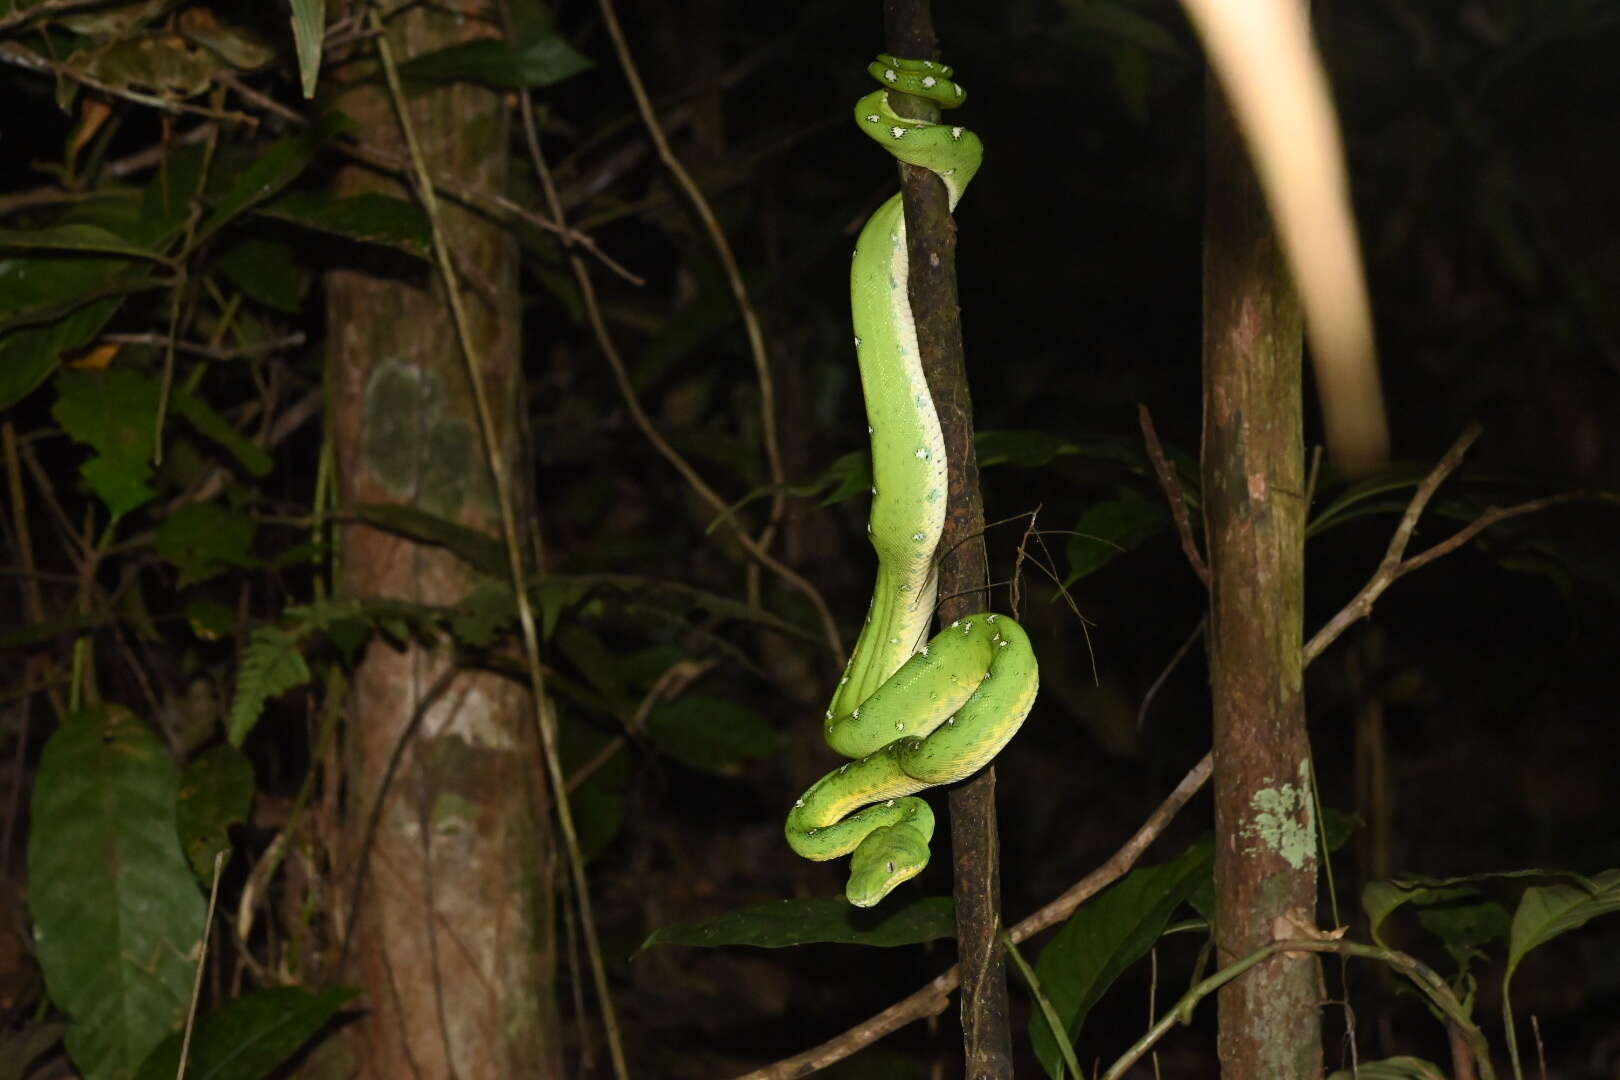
[886,861,896,873]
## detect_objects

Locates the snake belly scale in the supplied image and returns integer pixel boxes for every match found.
[784,57,1040,908]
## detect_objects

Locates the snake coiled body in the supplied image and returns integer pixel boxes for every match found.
[784,57,1040,907]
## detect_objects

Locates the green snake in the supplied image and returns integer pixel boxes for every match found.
[784,57,1040,908]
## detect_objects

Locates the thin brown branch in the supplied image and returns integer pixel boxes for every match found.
[0,42,258,125]
[101,331,305,360]
[516,87,845,664]
[1138,403,1209,587]
[593,0,788,546]
[0,0,133,34]
[730,752,1214,1079]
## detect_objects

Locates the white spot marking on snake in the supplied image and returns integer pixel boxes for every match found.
[997,639,1009,647]
[854,335,862,347]
[895,722,905,731]
[889,126,907,140]
[922,76,937,88]
[921,645,930,656]
[915,447,930,460]
[987,614,998,622]
[885,799,895,806]
[884,68,897,83]
[852,708,861,719]
[951,126,964,139]
[794,798,804,808]
[911,533,924,542]
[865,114,880,124]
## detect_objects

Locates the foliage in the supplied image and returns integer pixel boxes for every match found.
[2,0,1619,1076]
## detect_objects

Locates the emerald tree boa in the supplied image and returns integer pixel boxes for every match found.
[785,57,1040,907]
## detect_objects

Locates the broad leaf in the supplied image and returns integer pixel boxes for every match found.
[1065,494,1169,584]
[259,191,432,257]
[645,696,779,775]
[194,111,353,246]
[1030,841,1212,1078]
[641,895,954,951]
[29,706,207,1080]
[155,502,259,585]
[133,986,358,1080]
[1506,869,1620,979]
[174,745,255,882]
[397,29,592,90]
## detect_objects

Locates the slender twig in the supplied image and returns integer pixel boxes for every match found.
[730,752,1214,1080]
[369,17,630,1079]
[1138,404,1209,587]
[0,0,149,34]
[1303,422,1598,663]
[0,42,258,124]
[593,0,788,560]
[516,90,845,663]
[100,331,306,360]
[1136,616,1205,731]
[177,851,227,1080]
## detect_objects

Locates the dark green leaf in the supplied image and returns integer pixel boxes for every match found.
[0,223,167,261]
[641,895,955,951]
[134,986,358,1080]
[259,191,432,257]
[398,30,592,90]
[348,502,507,575]
[449,576,516,648]
[215,235,303,313]
[52,367,161,516]
[29,706,207,1079]
[0,250,143,328]
[186,599,236,641]
[812,450,873,507]
[155,502,259,585]
[0,295,124,410]
[195,111,353,245]
[1030,842,1212,1077]
[1506,869,1620,980]
[169,389,274,476]
[1064,494,1169,583]
[175,744,255,881]
[645,695,779,775]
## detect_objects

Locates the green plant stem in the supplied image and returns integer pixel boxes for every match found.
[368,13,629,1079]
[1003,933,1083,1079]
[1100,939,1493,1080]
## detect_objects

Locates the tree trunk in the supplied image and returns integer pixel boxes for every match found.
[325,2,560,1075]
[1202,68,1322,1080]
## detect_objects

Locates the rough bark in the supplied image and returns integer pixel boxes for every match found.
[1202,67,1323,1080]
[884,1,1013,1075]
[325,2,559,1075]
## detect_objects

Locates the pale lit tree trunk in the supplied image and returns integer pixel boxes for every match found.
[325,2,561,1075]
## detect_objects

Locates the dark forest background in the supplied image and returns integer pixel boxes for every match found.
[2,0,1618,1076]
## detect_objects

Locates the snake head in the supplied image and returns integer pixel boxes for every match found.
[846,821,931,907]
